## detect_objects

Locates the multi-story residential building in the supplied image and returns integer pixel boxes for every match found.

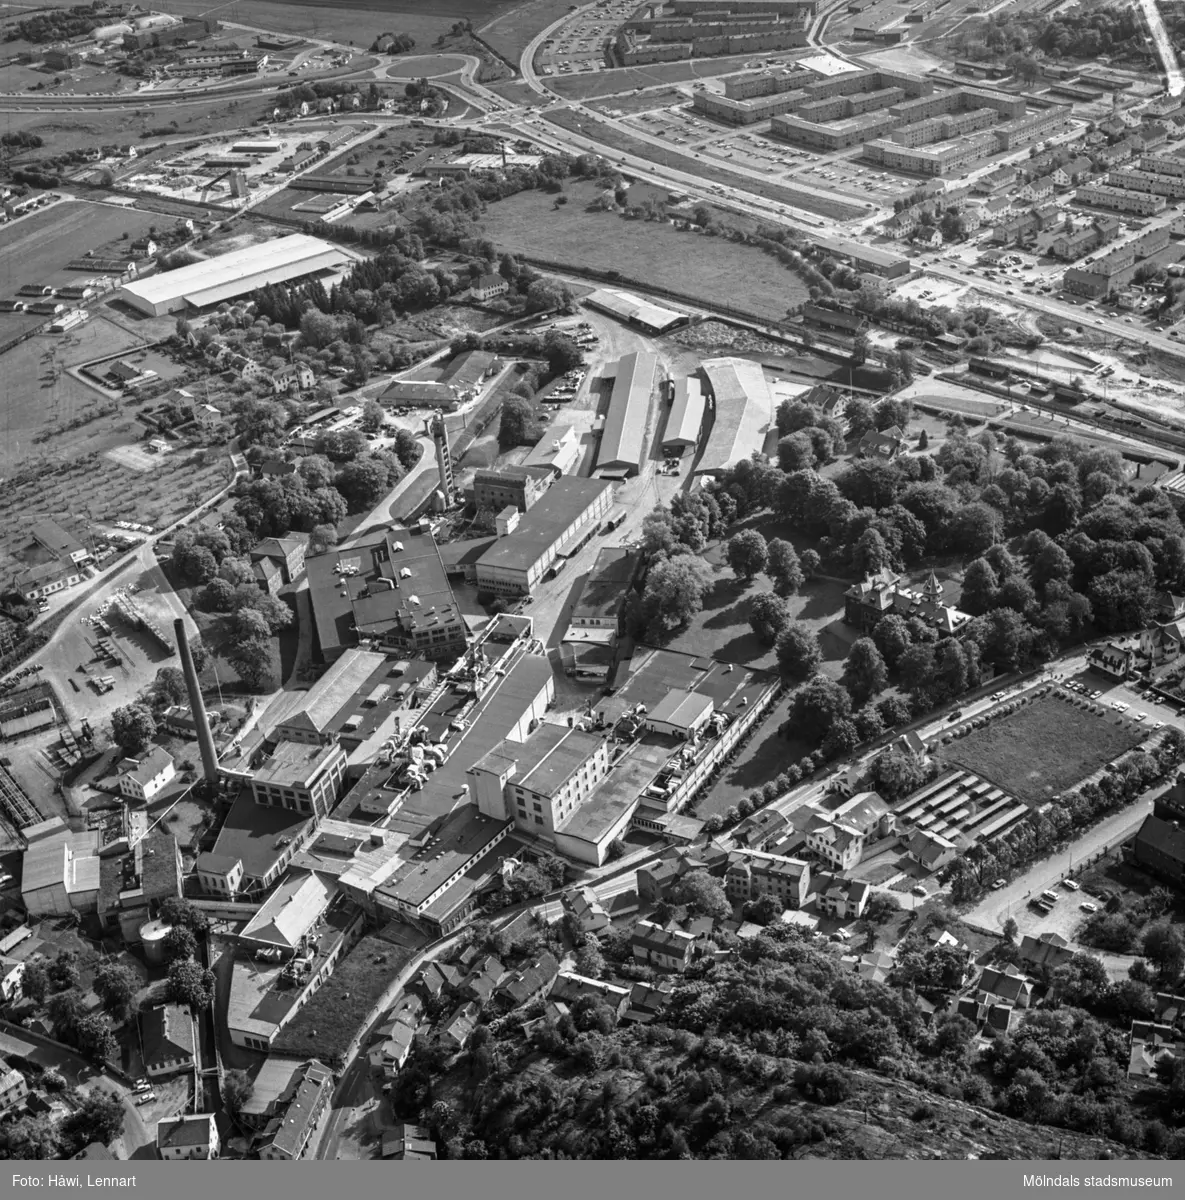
[724,848,811,908]
[630,919,696,972]
[1075,183,1166,216]
[257,1061,334,1160]
[805,819,865,872]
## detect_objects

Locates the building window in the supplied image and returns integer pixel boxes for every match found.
[533,815,543,825]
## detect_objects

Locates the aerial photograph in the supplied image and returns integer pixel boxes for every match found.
[0,0,1184,1174]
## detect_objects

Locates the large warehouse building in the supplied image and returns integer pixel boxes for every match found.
[597,351,658,478]
[585,289,689,334]
[116,234,350,316]
[662,376,706,452]
[474,477,614,596]
[697,357,772,476]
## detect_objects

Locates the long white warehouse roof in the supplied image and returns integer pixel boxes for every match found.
[697,357,772,475]
[118,234,348,313]
[598,351,657,473]
[663,377,705,448]
[586,288,688,333]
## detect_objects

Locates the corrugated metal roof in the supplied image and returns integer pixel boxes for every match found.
[586,288,687,333]
[697,357,772,475]
[598,351,656,473]
[663,377,705,448]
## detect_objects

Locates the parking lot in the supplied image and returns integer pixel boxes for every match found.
[537,0,638,76]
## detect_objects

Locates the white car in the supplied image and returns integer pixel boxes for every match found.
[1135,712,1147,721]
[1080,902,1098,913]
[1061,879,1080,891]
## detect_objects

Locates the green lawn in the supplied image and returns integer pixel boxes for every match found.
[479,182,809,322]
[947,695,1145,806]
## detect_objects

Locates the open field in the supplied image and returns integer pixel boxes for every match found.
[479,181,810,321]
[590,86,688,116]
[0,201,159,293]
[543,53,765,99]
[0,315,148,470]
[479,0,577,63]
[541,107,866,219]
[948,695,1146,806]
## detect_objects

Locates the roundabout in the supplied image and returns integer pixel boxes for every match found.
[383,53,471,80]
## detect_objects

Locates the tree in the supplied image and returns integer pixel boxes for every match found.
[671,871,730,919]
[160,896,210,934]
[852,528,893,577]
[640,554,714,638]
[21,959,48,1004]
[498,396,537,449]
[526,277,575,313]
[801,548,821,579]
[726,529,768,582]
[1142,923,1185,981]
[60,1091,125,1154]
[749,592,791,646]
[75,1013,118,1064]
[392,427,421,471]
[743,892,783,925]
[871,613,911,669]
[47,989,86,1042]
[308,522,338,556]
[222,1068,254,1116]
[786,676,852,746]
[46,951,79,992]
[162,926,197,965]
[149,666,187,708]
[869,745,930,802]
[92,961,138,1022]
[777,432,815,473]
[766,538,803,593]
[228,638,273,690]
[166,958,216,1011]
[110,704,156,756]
[574,935,605,979]
[841,638,888,706]
[4,1115,59,1159]
[359,398,386,433]
[775,620,822,680]
[960,558,999,616]
[1003,917,1019,944]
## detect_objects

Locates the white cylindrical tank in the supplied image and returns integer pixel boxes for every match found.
[139,919,173,965]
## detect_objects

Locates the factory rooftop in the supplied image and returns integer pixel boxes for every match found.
[697,358,772,476]
[266,649,389,742]
[474,724,605,799]
[597,646,777,726]
[571,546,639,626]
[598,351,657,474]
[334,649,555,831]
[209,787,314,884]
[474,478,613,575]
[557,740,669,843]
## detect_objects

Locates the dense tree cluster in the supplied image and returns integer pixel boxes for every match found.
[387,923,1185,1159]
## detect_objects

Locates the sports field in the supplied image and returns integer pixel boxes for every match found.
[0,201,159,292]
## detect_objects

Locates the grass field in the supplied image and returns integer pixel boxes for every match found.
[0,200,159,291]
[590,86,688,115]
[479,0,577,63]
[479,181,810,321]
[948,695,1145,806]
[542,107,867,220]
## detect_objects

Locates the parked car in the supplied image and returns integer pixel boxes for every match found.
[1061,879,1080,891]
[911,884,928,897]
[992,878,1006,890]
[1080,902,1098,913]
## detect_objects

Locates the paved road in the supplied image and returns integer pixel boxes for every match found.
[0,1027,152,1159]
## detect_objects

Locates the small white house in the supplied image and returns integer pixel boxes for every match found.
[116,746,176,802]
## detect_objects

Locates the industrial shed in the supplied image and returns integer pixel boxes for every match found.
[662,377,706,452]
[697,358,773,476]
[116,234,350,316]
[585,289,689,334]
[597,351,657,477]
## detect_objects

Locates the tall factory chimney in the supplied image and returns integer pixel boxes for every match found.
[174,619,219,787]
[429,414,454,502]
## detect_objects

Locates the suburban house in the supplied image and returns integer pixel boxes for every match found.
[471,274,509,301]
[438,1000,481,1051]
[116,747,176,803]
[271,364,315,395]
[0,1059,29,1114]
[905,828,958,872]
[549,971,630,1018]
[857,424,907,459]
[140,1004,196,1077]
[1018,174,1055,203]
[978,965,1033,1008]
[560,885,610,934]
[814,875,871,919]
[496,951,560,1009]
[805,818,865,872]
[630,919,696,973]
[156,1113,219,1160]
[381,1124,437,1161]
[1090,641,1138,678]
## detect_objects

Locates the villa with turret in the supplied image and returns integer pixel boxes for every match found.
[843,569,972,637]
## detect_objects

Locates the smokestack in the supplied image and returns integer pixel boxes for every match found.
[175,619,219,787]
